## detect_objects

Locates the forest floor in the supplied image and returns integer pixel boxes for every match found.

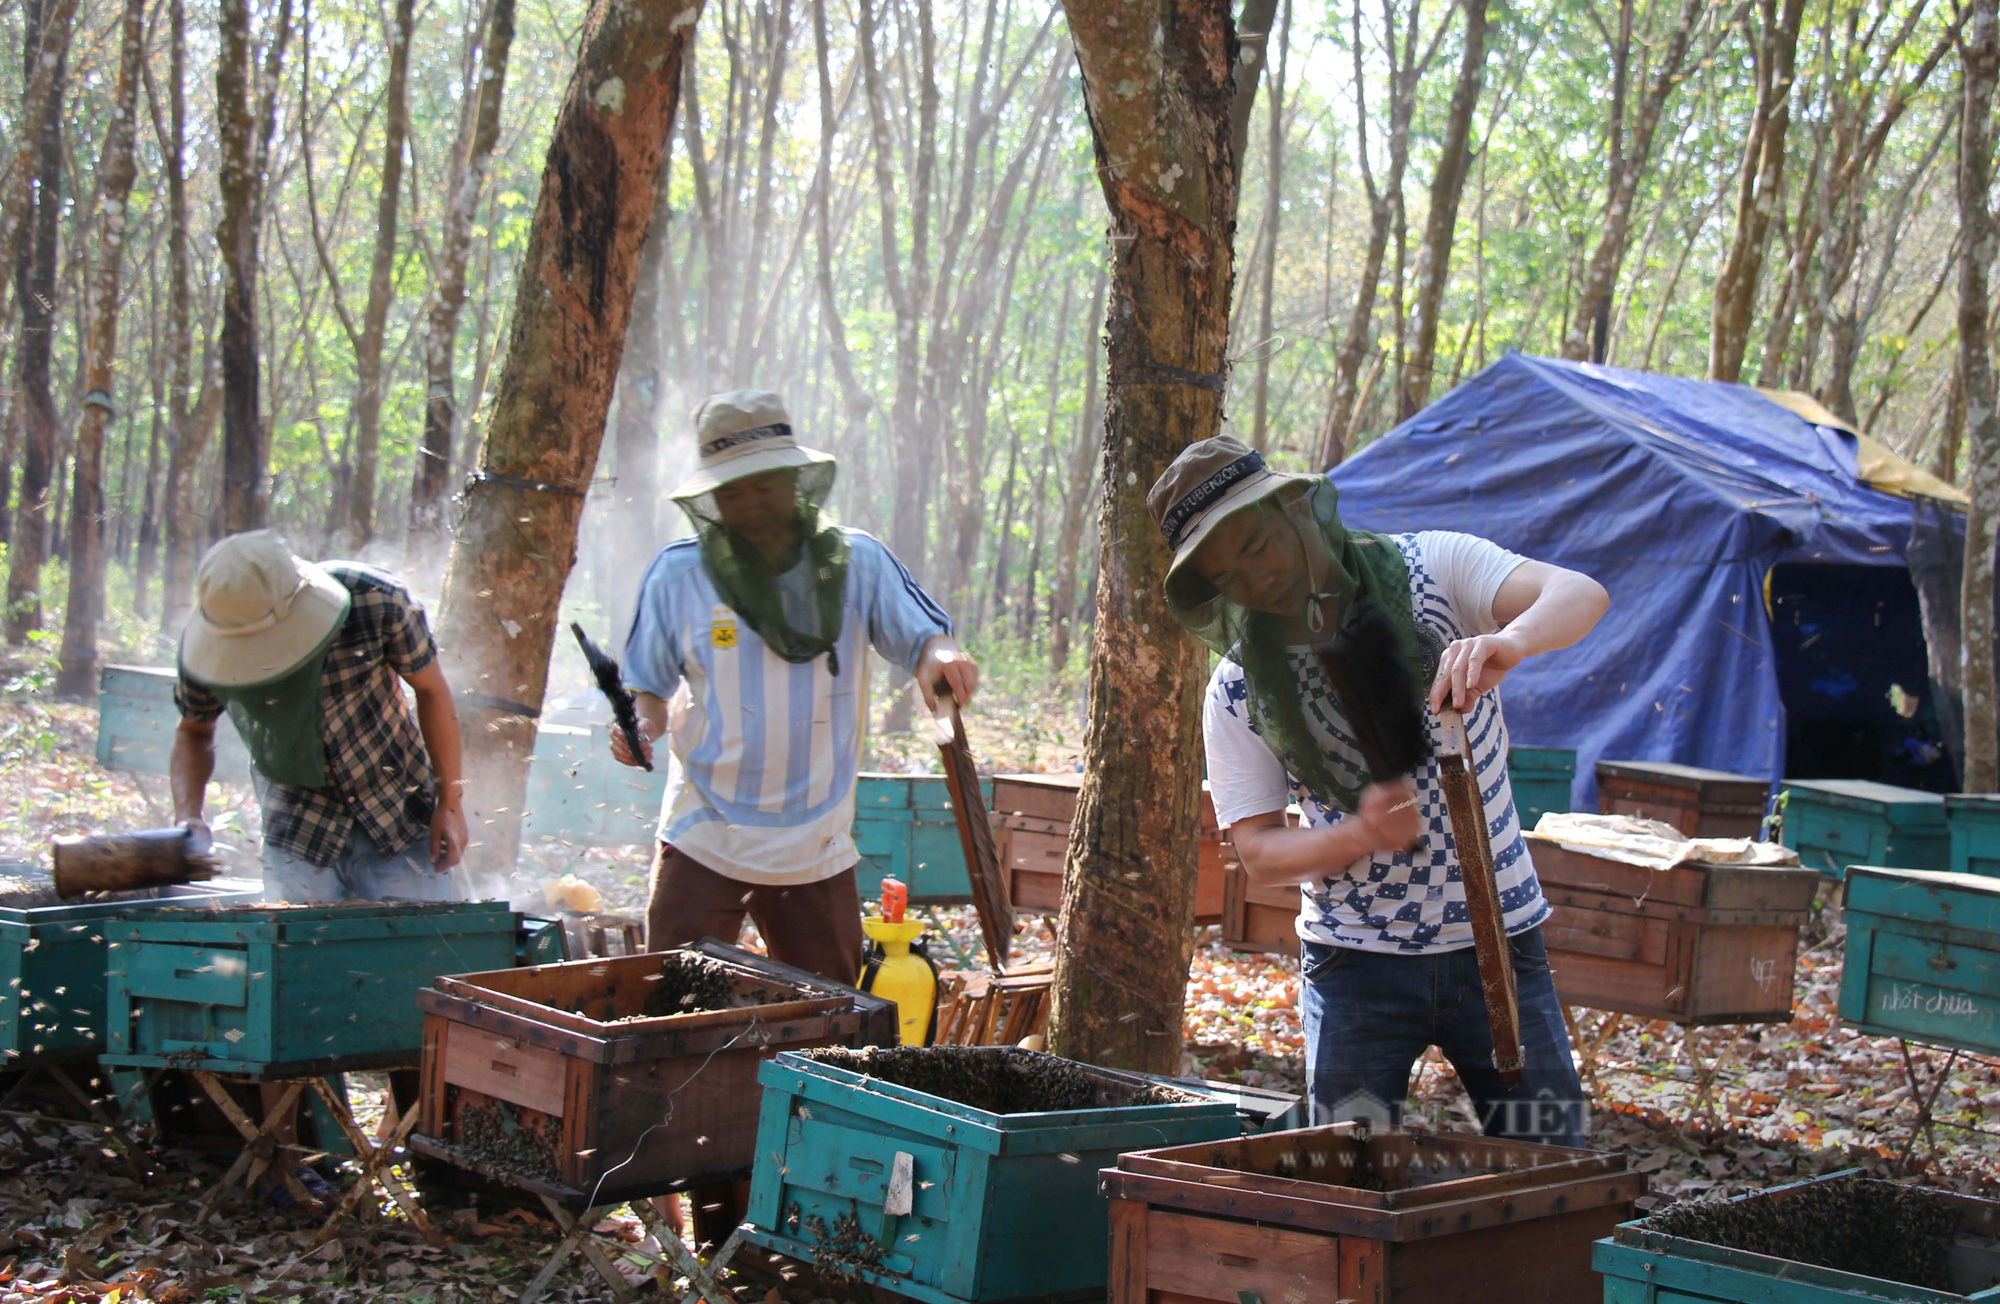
[0,688,1993,1301]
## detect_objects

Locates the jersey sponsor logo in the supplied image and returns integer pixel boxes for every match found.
[711,607,739,649]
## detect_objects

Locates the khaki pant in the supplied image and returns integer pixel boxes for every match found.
[644,842,865,987]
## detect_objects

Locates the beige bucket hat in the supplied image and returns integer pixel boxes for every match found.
[179,531,351,687]
[1147,434,1292,584]
[671,389,836,500]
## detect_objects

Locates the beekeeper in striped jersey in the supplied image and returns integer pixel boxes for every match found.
[612,390,978,985]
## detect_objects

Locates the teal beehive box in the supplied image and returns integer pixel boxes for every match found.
[101,900,518,1077]
[743,1046,1238,1304]
[0,877,261,1065]
[852,773,985,904]
[1781,779,1949,880]
[1946,793,2000,880]
[1508,746,1575,830]
[1839,865,2000,1057]
[1594,1171,2000,1303]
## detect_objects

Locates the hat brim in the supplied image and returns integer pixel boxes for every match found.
[179,562,351,689]
[1161,469,1296,587]
[672,443,836,500]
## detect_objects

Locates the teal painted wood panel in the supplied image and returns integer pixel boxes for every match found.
[0,879,261,1064]
[1845,867,2000,937]
[744,1051,1236,1301]
[852,816,912,903]
[1784,781,1950,879]
[1509,747,1575,830]
[1841,868,2000,1056]
[103,901,517,1074]
[97,664,251,780]
[1947,796,2000,880]
[1596,1233,1998,1304]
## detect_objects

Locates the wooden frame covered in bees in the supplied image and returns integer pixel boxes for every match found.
[411,939,897,1208]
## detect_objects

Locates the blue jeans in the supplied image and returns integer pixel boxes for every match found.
[259,825,466,904]
[1300,926,1588,1147]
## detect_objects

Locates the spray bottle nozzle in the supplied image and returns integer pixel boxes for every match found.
[879,876,908,924]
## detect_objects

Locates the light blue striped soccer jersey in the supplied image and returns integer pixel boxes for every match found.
[623,531,950,884]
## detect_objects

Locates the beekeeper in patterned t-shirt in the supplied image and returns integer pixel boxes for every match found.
[1151,435,1610,1147]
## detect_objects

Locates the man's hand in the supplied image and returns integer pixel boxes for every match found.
[915,636,979,711]
[180,817,213,857]
[1427,631,1528,713]
[609,720,656,768]
[1354,779,1422,854]
[430,799,469,870]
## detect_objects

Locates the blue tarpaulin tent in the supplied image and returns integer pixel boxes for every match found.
[1327,352,1965,811]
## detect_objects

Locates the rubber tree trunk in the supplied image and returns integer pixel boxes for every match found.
[1707,0,1807,383]
[1397,0,1488,419]
[56,0,147,699]
[1959,0,2000,791]
[215,0,292,534]
[409,0,516,573]
[342,0,416,551]
[1047,0,1241,1075]
[5,0,67,645]
[434,0,705,883]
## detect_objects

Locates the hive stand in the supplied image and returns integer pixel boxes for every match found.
[517,1198,746,1304]
[177,1069,431,1234]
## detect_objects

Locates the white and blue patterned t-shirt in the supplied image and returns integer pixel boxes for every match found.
[1202,531,1549,954]
[623,530,950,886]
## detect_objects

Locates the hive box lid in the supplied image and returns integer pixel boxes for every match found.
[103,898,515,943]
[1107,1124,1639,1243]
[0,876,262,927]
[1844,865,2000,936]
[1596,759,1770,794]
[1509,746,1578,776]
[1785,778,1946,819]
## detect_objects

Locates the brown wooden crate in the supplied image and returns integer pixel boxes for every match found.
[990,774,1082,823]
[414,941,893,1205]
[1104,1126,1637,1303]
[1596,760,1768,839]
[1221,865,1301,954]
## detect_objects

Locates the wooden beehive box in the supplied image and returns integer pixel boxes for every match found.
[95,664,250,780]
[1509,744,1577,830]
[1528,834,1819,1023]
[1101,1124,1640,1304]
[1781,779,1950,879]
[991,774,1225,923]
[1945,794,2000,881]
[1595,1171,2000,1304]
[100,900,519,1077]
[0,876,261,1065]
[1221,862,1298,955]
[1839,866,2000,1057]
[412,940,897,1206]
[742,1045,1238,1303]
[1597,760,1770,838]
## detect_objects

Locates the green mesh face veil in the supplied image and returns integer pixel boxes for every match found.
[1162,470,1428,815]
[676,462,851,675]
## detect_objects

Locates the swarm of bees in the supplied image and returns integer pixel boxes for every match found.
[455,1096,560,1182]
[1644,1176,1963,1291]
[799,1046,1198,1115]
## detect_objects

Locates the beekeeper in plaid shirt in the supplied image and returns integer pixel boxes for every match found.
[170,530,470,902]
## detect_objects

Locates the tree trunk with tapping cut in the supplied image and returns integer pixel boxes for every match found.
[1047,0,1240,1074]
[434,0,706,883]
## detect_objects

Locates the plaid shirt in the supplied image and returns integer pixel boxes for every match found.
[177,564,440,867]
